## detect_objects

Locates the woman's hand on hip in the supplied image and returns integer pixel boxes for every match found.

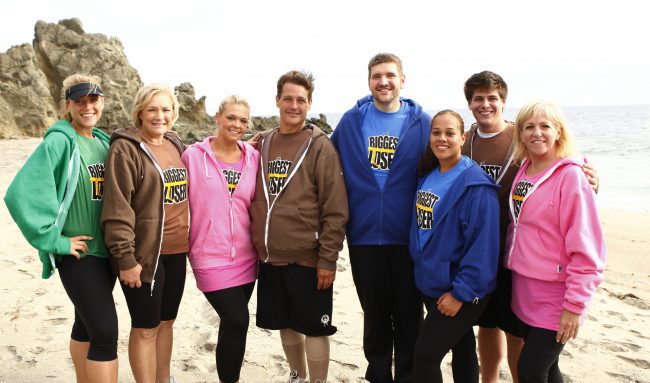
[68,235,92,259]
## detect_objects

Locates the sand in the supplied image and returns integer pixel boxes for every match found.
[0,138,648,383]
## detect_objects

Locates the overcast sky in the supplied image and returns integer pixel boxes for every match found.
[3,0,648,116]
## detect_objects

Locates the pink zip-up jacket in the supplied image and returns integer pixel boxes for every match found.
[181,138,259,271]
[505,156,606,315]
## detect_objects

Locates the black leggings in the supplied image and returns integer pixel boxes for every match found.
[413,295,488,383]
[204,282,255,383]
[518,323,565,383]
[57,255,118,361]
[121,253,186,328]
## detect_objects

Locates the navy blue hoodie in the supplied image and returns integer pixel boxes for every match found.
[409,161,500,302]
[331,96,431,245]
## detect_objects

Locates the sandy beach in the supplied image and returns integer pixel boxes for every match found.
[1,138,648,383]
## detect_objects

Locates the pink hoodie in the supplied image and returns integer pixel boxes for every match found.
[181,138,259,291]
[505,156,606,328]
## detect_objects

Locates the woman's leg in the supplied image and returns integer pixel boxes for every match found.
[204,282,255,383]
[413,296,487,383]
[58,256,119,383]
[452,327,480,382]
[518,325,565,383]
[120,259,166,383]
[129,326,160,382]
[70,338,90,383]
[156,254,187,383]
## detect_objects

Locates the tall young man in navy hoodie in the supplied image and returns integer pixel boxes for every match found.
[331,53,431,383]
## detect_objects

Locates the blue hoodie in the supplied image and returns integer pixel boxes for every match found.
[331,96,431,245]
[409,161,500,302]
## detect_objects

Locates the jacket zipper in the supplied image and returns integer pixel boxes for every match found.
[262,136,313,262]
[139,142,165,296]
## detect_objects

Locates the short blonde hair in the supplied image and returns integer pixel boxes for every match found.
[59,73,103,119]
[131,84,179,129]
[513,101,575,164]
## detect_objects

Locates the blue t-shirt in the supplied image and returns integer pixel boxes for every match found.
[416,156,473,250]
[362,102,410,190]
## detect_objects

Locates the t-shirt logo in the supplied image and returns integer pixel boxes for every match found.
[416,190,440,229]
[222,168,241,196]
[368,134,398,171]
[268,157,292,195]
[163,168,188,204]
[87,162,105,200]
[479,163,502,182]
[512,180,534,219]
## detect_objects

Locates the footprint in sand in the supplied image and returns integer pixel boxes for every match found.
[44,317,68,325]
[0,259,16,267]
[606,310,629,322]
[331,358,359,370]
[628,329,650,340]
[17,268,35,279]
[202,342,216,352]
[179,358,199,372]
[601,339,642,352]
[45,305,63,312]
[606,371,640,382]
[616,355,650,369]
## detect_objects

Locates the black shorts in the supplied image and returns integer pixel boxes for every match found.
[256,263,337,337]
[121,253,187,329]
[475,265,523,337]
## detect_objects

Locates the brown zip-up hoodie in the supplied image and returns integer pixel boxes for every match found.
[250,124,348,271]
[101,127,185,284]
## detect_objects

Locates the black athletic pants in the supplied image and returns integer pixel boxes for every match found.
[412,295,489,383]
[518,323,565,383]
[204,281,255,383]
[349,245,423,383]
[57,255,118,361]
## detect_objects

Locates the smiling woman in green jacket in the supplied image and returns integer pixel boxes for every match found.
[4,74,118,383]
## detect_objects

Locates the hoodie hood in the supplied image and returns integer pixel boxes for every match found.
[45,119,110,143]
[110,127,185,154]
[354,95,424,118]
[191,137,256,178]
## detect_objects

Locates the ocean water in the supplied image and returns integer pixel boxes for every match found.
[321,104,650,213]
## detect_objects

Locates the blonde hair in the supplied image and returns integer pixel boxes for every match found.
[217,95,250,115]
[131,84,180,129]
[513,101,575,164]
[59,73,103,119]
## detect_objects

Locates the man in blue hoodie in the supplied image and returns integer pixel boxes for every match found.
[331,53,431,383]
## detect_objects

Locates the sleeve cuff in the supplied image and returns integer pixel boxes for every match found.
[317,257,337,271]
[563,300,585,315]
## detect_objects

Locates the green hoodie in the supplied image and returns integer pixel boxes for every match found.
[4,120,110,279]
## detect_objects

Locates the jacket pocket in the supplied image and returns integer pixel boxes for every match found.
[420,260,452,294]
[249,200,268,253]
[268,203,319,251]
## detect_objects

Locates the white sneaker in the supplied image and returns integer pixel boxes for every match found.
[288,370,306,383]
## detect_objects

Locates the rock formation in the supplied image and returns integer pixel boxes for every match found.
[251,113,332,134]
[0,18,331,141]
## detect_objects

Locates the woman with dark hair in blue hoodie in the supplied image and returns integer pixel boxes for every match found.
[410,110,500,383]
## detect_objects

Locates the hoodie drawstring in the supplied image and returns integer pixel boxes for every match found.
[203,151,211,178]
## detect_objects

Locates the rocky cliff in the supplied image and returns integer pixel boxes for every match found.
[0,18,331,141]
